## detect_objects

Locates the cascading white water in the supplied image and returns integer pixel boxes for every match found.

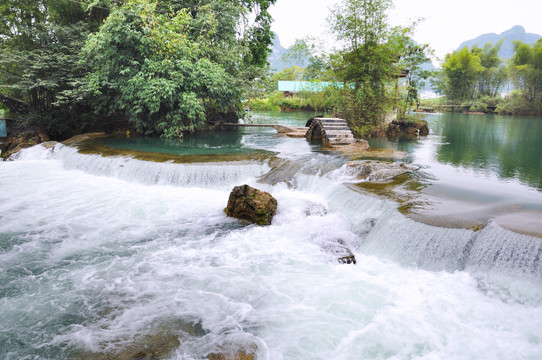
[1,142,542,359]
[49,143,270,188]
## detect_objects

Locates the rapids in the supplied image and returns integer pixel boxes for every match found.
[1,119,542,359]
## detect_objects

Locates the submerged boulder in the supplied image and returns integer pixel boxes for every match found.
[225,185,277,225]
[347,161,418,182]
[208,350,255,360]
[319,238,357,265]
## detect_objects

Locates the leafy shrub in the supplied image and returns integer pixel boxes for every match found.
[496,91,532,115]
[470,96,502,113]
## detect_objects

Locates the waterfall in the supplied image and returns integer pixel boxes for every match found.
[14,143,269,188]
[3,141,542,359]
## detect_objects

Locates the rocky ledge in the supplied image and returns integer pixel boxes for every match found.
[1,128,49,160]
[346,161,418,182]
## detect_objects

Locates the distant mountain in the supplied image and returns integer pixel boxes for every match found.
[268,33,309,72]
[457,25,541,59]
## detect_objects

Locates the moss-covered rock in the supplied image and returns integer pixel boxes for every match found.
[387,118,429,137]
[225,184,277,226]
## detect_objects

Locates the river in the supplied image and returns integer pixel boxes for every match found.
[1,111,542,359]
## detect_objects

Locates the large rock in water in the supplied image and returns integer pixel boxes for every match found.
[225,185,277,225]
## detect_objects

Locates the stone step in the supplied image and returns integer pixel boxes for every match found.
[325,130,354,136]
[330,138,355,143]
[317,118,346,123]
[323,124,348,129]
[329,135,354,139]
[322,126,351,130]
[320,119,347,123]
[321,121,348,125]
[325,131,352,134]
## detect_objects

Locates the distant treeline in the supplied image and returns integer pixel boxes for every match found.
[430,40,542,115]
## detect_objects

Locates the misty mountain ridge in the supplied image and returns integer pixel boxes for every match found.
[268,33,309,71]
[268,33,436,73]
[457,25,541,59]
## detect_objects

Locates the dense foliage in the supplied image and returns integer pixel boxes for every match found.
[321,0,430,136]
[0,0,104,136]
[432,39,542,114]
[509,39,542,110]
[0,0,276,139]
[250,0,432,137]
[434,43,506,101]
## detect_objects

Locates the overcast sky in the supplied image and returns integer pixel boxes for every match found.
[269,0,542,63]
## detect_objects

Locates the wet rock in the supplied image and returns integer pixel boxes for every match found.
[62,132,108,146]
[208,340,258,360]
[305,115,324,127]
[208,351,255,360]
[320,238,357,265]
[387,119,429,137]
[77,328,181,360]
[1,128,49,160]
[257,158,301,187]
[331,139,369,153]
[305,202,327,217]
[225,184,277,225]
[347,161,418,182]
[75,318,207,360]
[338,255,357,264]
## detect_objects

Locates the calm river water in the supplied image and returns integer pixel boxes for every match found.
[1,111,542,359]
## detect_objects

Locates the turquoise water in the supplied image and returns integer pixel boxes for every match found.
[370,112,542,191]
[103,131,260,156]
[367,113,542,232]
[101,111,316,157]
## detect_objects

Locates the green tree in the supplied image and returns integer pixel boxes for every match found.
[440,47,483,101]
[0,0,276,139]
[0,0,108,137]
[395,39,432,118]
[83,0,277,138]
[434,42,508,105]
[328,0,421,137]
[510,39,542,109]
[270,66,305,81]
[472,42,507,97]
[83,1,238,138]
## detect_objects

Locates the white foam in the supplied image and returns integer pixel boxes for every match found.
[2,144,542,359]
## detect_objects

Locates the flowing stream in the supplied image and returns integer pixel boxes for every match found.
[1,112,542,359]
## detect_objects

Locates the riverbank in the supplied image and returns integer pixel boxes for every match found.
[419,94,542,116]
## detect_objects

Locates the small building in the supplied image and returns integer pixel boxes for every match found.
[419,91,441,99]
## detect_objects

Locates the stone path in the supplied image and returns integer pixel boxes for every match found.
[221,117,360,148]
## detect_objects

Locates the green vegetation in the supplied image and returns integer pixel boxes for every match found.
[15,0,541,142]
[0,0,276,139]
[249,88,341,112]
[432,39,542,115]
[250,0,432,138]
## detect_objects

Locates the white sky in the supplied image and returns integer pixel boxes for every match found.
[269,0,542,64]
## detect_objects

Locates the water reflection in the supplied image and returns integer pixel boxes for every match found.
[427,113,542,191]
[103,130,246,156]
